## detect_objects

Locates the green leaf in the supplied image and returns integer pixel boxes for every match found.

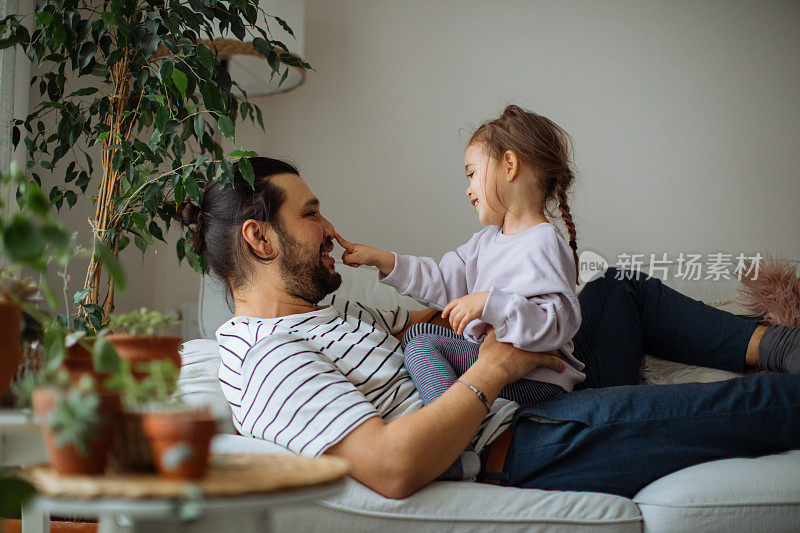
[0,476,35,518]
[218,116,235,143]
[183,176,200,203]
[172,69,188,97]
[238,156,254,188]
[24,183,51,217]
[92,337,121,374]
[68,87,99,98]
[252,37,271,59]
[196,43,214,73]
[35,11,54,26]
[277,68,289,89]
[93,240,126,292]
[274,16,296,38]
[2,216,46,265]
[201,83,222,113]
[193,113,205,138]
[101,12,117,26]
[73,287,91,305]
[159,59,174,83]
[148,221,165,243]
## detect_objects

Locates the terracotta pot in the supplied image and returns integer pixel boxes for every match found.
[0,300,22,398]
[142,408,216,480]
[32,388,121,475]
[106,335,182,378]
[62,344,97,384]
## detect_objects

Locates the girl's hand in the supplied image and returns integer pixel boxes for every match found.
[334,232,396,275]
[442,291,490,334]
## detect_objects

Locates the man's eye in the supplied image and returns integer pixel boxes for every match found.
[305,211,319,217]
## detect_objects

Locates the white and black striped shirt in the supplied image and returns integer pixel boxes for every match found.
[216,298,517,468]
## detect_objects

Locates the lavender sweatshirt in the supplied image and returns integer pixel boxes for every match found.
[380,222,586,391]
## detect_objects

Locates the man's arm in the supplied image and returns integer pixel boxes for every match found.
[392,308,441,341]
[325,330,565,498]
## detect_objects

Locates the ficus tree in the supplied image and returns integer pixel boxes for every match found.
[0,0,309,326]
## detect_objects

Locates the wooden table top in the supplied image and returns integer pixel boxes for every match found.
[24,453,350,500]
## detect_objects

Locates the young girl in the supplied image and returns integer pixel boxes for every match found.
[335,105,586,477]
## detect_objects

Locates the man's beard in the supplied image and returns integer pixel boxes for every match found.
[276,226,342,305]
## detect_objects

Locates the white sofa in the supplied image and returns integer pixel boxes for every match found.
[178,267,800,532]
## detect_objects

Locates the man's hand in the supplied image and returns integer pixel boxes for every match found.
[442,291,489,334]
[477,328,565,384]
[334,232,395,274]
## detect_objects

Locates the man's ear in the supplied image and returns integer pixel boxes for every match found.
[503,150,520,182]
[241,219,275,259]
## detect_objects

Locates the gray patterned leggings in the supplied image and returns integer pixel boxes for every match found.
[401,322,565,405]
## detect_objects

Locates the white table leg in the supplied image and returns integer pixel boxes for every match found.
[21,497,48,533]
[98,513,124,533]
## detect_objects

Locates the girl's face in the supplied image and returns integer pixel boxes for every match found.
[464,142,506,226]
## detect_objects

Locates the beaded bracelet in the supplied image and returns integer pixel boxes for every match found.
[456,379,492,413]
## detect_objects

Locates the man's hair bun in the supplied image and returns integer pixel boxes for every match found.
[178,200,205,256]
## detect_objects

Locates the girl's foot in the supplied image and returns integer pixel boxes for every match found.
[759,325,800,375]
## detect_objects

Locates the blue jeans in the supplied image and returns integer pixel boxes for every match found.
[493,268,800,497]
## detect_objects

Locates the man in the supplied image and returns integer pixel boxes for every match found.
[214,167,565,498]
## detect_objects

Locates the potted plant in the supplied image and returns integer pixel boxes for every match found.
[0,0,310,324]
[12,321,125,475]
[31,373,121,475]
[0,165,70,398]
[106,307,182,378]
[127,359,217,480]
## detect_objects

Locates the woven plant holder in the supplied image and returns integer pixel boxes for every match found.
[151,39,307,95]
[109,411,155,473]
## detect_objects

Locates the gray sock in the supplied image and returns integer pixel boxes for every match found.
[758,325,800,375]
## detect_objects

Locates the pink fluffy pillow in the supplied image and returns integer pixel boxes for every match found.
[737,254,800,327]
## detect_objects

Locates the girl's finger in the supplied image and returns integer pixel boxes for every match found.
[442,301,456,319]
[450,308,462,329]
[457,315,470,335]
[334,232,354,251]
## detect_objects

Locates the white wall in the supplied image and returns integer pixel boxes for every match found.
[44,0,800,320]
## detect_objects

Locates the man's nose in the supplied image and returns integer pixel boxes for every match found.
[320,215,335,238]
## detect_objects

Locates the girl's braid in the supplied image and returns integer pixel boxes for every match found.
[556,178,579,286]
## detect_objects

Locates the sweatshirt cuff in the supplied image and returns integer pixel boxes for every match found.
[378,252,412,290]
[481,287,515,330]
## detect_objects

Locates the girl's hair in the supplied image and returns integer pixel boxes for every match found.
[179,157,298,302]
[469,105,580,285]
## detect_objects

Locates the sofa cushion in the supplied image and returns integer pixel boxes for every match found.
[634,450,800,533]
[211,432,643,531]
[177,338,236,434]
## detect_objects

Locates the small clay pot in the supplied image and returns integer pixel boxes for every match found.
[106,335,182,378]
[0,300,22,398]
[62,343,95,384]
[142,408,216,480]
[32,388,121,475]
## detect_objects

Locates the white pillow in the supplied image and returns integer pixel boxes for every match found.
[178,338,236,434]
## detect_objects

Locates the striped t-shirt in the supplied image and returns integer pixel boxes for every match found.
[215,297,518,468]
